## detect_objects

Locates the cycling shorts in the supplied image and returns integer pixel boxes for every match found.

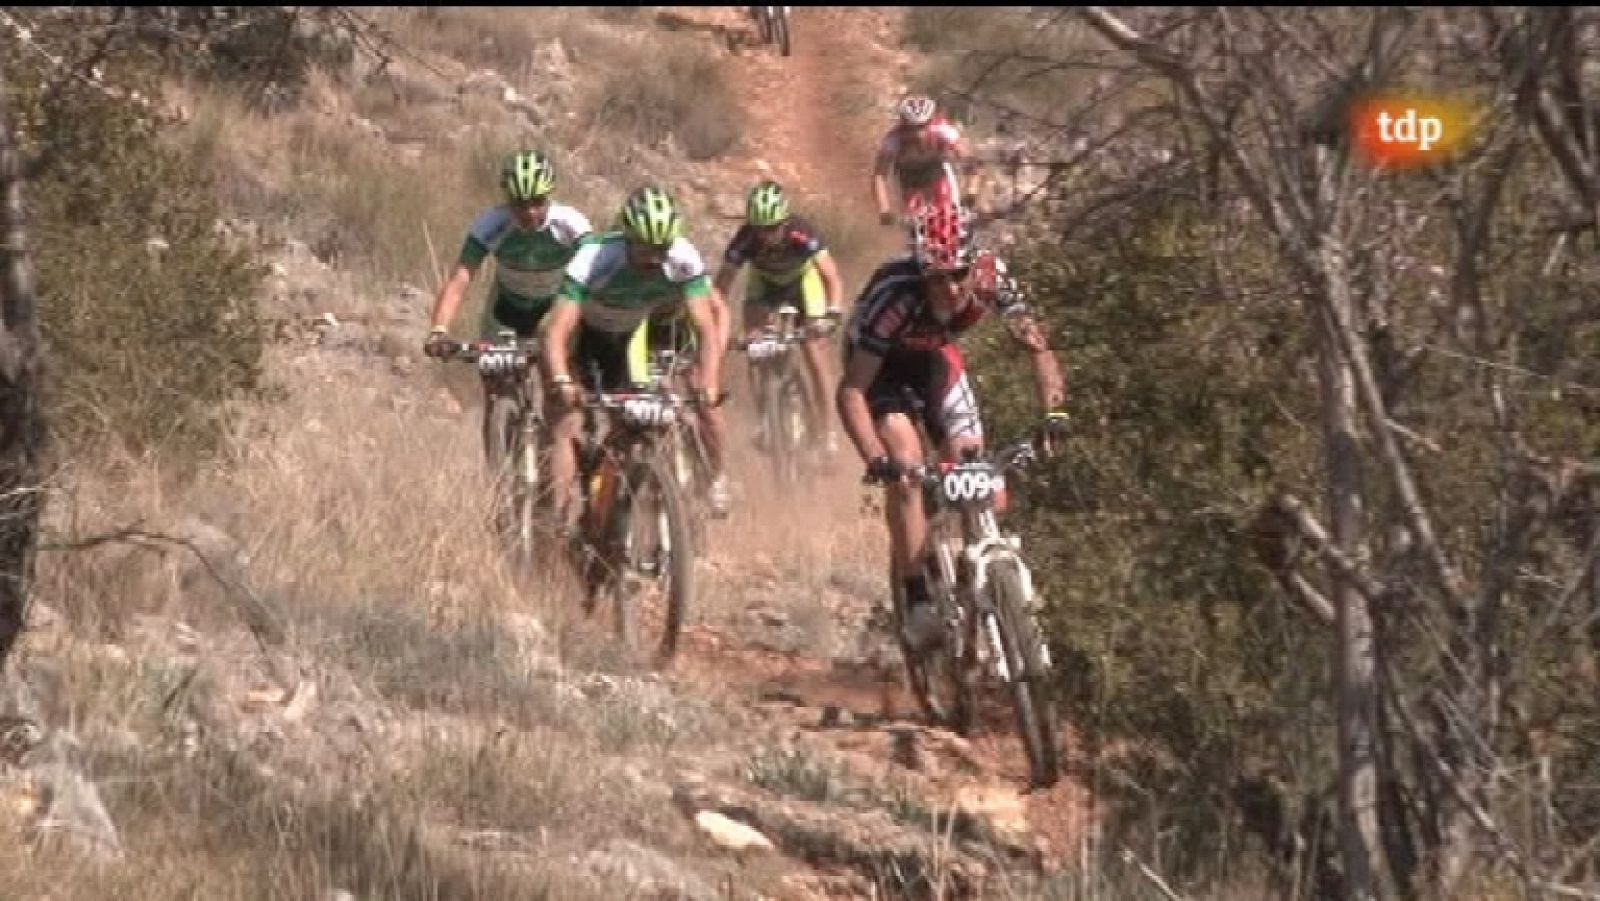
[479,290,553,340]
[572,323,648,394]
[745,261,828,321]
[862,343,983,447]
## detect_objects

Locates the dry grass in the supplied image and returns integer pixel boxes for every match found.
[589,33,745,162]
[7,339,748,897]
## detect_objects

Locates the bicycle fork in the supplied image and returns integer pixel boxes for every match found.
[961,535,1051,683]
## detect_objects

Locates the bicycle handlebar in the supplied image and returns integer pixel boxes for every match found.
[862,439,1040,488]
[436,339,538,362]
[738,318,839,353]
[580,389,709,410]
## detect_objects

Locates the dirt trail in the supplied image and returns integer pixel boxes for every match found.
[655,7,1098,873]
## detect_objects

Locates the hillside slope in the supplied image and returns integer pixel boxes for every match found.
[1,8,1087,899]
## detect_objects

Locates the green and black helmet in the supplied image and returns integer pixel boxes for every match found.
[619,185,684,246]
[501,150,556,202]
[746,180,790,227]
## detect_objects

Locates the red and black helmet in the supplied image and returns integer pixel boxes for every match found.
[910,203,973,275]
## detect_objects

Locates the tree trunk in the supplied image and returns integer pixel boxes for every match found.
[0,75,48,672]
[1314,266,1390,900]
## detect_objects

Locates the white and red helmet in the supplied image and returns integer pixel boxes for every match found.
[898,94,937,127]
[910,203,973,274]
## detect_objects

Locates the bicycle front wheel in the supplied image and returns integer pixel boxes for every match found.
[775,7,792,56]
[485,395,538,568]
[894,523,975,735]
[988,558,1060,788]
[610,451,694,666]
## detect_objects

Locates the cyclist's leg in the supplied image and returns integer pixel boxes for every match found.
[480,293,540,463]
[867,357,935,602]
[625,315,654,390]
[930,344,984,462]
[742,270,776,342]
[548,319,596,530]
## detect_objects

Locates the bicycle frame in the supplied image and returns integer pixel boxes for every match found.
[919,447,1048,684]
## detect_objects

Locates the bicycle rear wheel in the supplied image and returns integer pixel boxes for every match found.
[610,451,694,666]
[987,558,1060,788]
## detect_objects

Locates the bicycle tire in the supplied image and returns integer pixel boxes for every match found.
[776,358,811,484]
[775,7,792,56]
[485,394,538,567]
[758,6,774,44]
[988,558,1061,788]
[611,451,693,666]
[762,361,796,487]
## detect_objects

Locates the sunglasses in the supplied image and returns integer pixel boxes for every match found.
[626,239,672,260]
[927,267,972,284]
[510,195,551,210]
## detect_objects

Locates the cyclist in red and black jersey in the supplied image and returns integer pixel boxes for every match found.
[838,203,1068,652]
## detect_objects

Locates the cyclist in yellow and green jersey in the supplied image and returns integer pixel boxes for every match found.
[711,180,846,454]
[542,186,732,524]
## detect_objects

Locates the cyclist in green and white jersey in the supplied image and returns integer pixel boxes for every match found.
[425,150,593,352]
[542,186,732,524]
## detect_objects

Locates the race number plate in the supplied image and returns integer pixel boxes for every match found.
[940,461,998,505]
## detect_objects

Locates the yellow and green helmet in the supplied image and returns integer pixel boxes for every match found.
[619,185,684,245]
[746,180,790,227]
[501,150,555,202]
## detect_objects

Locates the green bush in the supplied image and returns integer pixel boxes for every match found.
[9,41,268,456]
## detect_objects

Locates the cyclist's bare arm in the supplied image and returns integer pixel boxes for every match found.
[837,349,889,463]
[711,262,740,304]
[1003,310,1066,411]
[686,292,725,398]
[540,299,582,382]
[814,251,846,312]
[872,151,897,220]
[710,282,734,355]
[428,262,479,331]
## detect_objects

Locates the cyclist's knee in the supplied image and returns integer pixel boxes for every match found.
[879,413,923,464]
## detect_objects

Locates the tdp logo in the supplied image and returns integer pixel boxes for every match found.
[1350,92,1480,170]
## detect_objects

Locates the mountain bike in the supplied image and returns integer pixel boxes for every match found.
[752,6,792,57]
[864,401,1062,788]
[440,331,549,570]
[738,304,838,487]
[640,316,723,547]
[571,365,706,666]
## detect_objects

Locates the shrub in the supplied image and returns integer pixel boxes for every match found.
[589,33,744,161]
[8,29,268,457]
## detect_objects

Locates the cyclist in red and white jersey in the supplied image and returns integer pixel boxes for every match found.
[872,95,976,227]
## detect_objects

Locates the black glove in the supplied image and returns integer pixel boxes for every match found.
[1039,411,1069,456]
[423,328,452,359]
[865,455,902,484]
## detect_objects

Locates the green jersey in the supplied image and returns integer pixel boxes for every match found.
[557,232,712,334]
[459,202,593,310]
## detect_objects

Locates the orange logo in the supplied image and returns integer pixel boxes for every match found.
[1349,92,1480,170]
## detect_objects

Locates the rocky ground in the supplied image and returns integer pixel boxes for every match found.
[1,8,1092,899]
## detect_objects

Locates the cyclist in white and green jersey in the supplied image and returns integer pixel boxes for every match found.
[424,150,593,352]
[542,186,732,524]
